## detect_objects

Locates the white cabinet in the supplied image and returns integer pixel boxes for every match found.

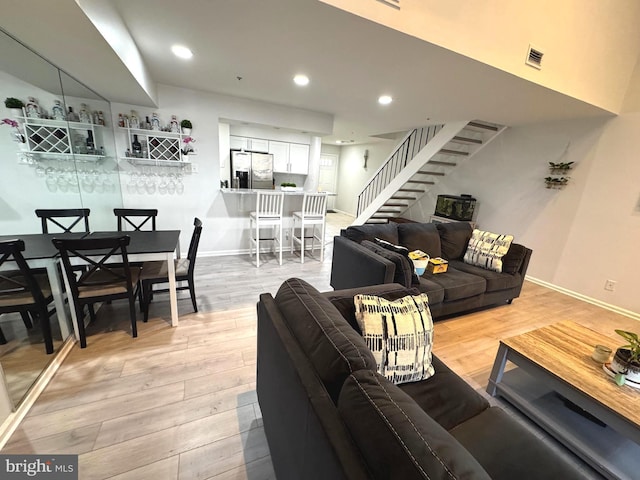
[289,143,310,175]
[230,135,269,153]
[269,141,290,173]
[268,140,309,174]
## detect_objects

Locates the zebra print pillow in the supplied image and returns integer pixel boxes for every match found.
[354,294,434,385]
[463,229,514,273]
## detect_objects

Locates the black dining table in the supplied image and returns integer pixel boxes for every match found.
[0,230,182,344]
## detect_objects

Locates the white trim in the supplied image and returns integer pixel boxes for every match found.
[0,336,77,449]
[526,276,640,322]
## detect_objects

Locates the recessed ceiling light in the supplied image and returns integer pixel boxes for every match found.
[171,45,193,59]
[378,95,393,105]
[294,74,310,86]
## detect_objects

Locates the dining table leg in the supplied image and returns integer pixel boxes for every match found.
[46,260,71,340]
[166,251,179,326]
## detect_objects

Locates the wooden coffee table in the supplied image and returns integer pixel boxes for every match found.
[487,320,640,480]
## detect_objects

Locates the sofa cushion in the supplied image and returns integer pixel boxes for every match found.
[361,240,413,288]
[427,267,486,301]
[354,294,434,385]
[436,222,473,260]
[397,223,442,258]
[448,260,522,293]
[399,355,490,430]
[451,407,585,480]
[415,276,446,304]
[501,243,527,275]
[463,229,514,273]
[343,223,399,244]
[274,278,377,402]
[373,238,420,286]
[338,370,492,480]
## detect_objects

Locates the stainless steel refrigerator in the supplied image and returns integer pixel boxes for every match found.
[230,150,274,189]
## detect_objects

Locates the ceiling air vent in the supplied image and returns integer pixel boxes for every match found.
[526,45,544,69]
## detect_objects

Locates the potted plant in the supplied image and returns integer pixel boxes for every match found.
[610,329,640,386]
[544,176,569,189]
[180,119,192,135]
[181,136,195,158]
[4,97,25,117]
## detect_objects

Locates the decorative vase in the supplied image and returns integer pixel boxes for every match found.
[611,348,640,384]
[182,127,191,135]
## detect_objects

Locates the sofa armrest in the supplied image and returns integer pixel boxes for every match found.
[330,236,396,290]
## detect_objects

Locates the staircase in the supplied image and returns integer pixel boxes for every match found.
[354,120,505,225]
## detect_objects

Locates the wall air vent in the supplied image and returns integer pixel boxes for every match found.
[526,45,544,69]
[376,0,400,10]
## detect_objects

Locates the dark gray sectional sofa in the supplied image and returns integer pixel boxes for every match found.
[257,278,584,479]
[330,221,532,318]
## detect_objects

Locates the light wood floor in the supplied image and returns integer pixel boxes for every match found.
[2,212,638,479]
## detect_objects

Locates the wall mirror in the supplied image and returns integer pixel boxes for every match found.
[0,28,122,413]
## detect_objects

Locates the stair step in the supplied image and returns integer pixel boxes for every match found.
[378,208,403,213]
[391,196,417,200]
[438,149,469,157]
[428,160,457,167]
[452,135,483,145]
[372,213,394,218]
[467,121,499,131]
[417,171,446,176]
[408,180,435,185]
[366,219,389,224]
[384,202,409,207]
[399,188,424,193]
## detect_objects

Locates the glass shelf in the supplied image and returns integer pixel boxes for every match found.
[23,151,106,161]
[122,157,190,167]
[19,116,104,129]
[119,126,181,138]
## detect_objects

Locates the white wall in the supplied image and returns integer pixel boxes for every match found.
[404,115,640,314]
[112,83,332,256]
[334,141,396,215]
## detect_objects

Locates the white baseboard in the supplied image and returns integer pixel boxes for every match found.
[526,276,640,322]
[0,336,76,449]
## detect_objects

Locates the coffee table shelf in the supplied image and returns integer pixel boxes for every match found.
[496,368,640,480]
[488,321,640,480]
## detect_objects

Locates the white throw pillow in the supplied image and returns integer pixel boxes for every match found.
[354,294,434,385]
[463,229,514,273]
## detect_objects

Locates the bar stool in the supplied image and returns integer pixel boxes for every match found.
[249,191,284,267]
[291,192,328,263]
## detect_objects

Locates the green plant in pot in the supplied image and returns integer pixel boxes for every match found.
[611,330,640,386]
[180,119,192,134]
[4,97,24,109]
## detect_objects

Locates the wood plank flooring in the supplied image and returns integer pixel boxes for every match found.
[2,212,638,479]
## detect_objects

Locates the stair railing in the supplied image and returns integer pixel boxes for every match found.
[356,125,442,217]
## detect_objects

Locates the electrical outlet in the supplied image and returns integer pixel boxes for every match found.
[604,279,616,291]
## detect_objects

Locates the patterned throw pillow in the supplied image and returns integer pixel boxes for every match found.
[354,294,435,385]
[463,229,514,273]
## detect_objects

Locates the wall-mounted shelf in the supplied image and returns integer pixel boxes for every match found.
[18,115,105,158]
[118,127,190,163]
[122,157,190,168]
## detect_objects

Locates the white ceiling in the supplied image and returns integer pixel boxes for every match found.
[1,0,614,144]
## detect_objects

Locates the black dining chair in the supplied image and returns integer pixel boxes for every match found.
[114,208,158,231]
[35,208,90,233]
[140,218,202,321]
[0,239,55,354]
[52,235,141,348]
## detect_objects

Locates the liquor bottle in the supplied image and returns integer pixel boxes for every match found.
[98,111,105,126]
[51,100,66,120]
[170,115,179,133]
[86,130,95,154]
[26,97,41,118]
[79,103,92,123]
[145,116,151,130]
[118,113,125,127]
[151,113,161,131]
[130,110,140,129]
[93,110,100,125]
[67,107,79,122]
[132,134,142,157]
